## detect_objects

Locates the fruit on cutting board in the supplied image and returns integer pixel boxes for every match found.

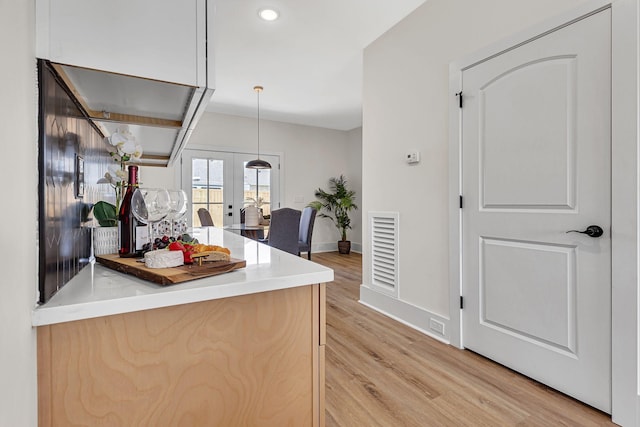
[142,234,199,253]
[168,241,185,252]
[168,241,230,264]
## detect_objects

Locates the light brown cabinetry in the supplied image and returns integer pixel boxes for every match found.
[38,284,326,426]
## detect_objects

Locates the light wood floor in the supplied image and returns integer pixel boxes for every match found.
[312,251,615,427]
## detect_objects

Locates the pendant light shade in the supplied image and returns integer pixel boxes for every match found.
[247,85,271,170]
[245,158,272,169]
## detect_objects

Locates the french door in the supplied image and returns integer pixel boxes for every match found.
[181,150,280,227]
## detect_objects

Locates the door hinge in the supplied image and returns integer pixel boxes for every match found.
[459,195,463,209]
[455,91,463,108]
[460,296,464,309]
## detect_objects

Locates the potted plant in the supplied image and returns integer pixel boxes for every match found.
[91,201,119,255]
[309,175,358,254]
[92,125,143,255]
[97,125,143,212]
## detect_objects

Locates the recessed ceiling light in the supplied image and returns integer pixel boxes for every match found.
[258,8,279,21]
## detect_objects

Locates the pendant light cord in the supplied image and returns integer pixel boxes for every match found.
[254,85,263,160]
[246,86,270,169]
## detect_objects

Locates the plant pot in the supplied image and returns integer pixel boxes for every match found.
[338,240,351,254]
[94,226,118,255]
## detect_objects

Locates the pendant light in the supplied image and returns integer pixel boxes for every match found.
[246,85,272,169]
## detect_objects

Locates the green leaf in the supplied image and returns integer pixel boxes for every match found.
[93,201,117,227]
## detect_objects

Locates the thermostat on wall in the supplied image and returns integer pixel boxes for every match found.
[406,151,420,164]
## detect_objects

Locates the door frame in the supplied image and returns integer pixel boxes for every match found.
[177,144,285,226]
[447,0,639,424]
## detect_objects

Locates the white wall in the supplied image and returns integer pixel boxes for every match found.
[346,127,363,247]
[361,0,590,321]
[0,0,38,425]
[139,164,178,189]
[362,0,640,424]
[142,111,363,252]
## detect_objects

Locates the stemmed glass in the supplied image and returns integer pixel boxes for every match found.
[131,188,170,249]
[166,189,188,238]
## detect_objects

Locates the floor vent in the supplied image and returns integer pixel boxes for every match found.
[369,212,399,297]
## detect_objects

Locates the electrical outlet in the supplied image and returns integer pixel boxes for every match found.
[429,318,445,336]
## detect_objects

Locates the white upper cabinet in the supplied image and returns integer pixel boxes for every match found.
[36,0,209,87]
[36,0,215,166]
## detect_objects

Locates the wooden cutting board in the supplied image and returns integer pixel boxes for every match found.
[96,253,247,285]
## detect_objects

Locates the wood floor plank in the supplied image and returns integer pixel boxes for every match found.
[312,251,615,427]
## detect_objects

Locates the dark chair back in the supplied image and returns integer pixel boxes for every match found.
[197,208,214,226]
[267,208,301,255]
[298,207,317,259]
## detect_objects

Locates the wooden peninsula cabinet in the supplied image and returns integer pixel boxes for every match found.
[34,229,332,426]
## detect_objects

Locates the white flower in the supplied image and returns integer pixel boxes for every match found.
[131,144,143,161]
[114,167,127,182]
[96,174,113,185]
[118,138,137,156]
[97,167,122,186]
[110,125,134,142]
[102,165,126,183]
[106,125,138,154]
[104,125,143,162]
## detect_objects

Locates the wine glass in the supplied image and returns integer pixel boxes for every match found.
[166,189,188,237]
[131,188,170,249]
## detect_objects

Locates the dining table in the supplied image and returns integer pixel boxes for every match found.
[223,223,269,240]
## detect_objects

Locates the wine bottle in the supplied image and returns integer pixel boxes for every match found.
[118,165,145,257]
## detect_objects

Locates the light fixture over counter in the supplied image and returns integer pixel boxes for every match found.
[246,85,272,170]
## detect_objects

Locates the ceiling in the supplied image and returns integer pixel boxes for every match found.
[206,0,427,131]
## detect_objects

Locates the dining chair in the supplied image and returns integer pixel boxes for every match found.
[298,207,317,260]
[265,208,301,255]
[197,208,214,226]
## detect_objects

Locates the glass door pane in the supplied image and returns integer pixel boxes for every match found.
[234,153,280,220]
[182,151,234,227]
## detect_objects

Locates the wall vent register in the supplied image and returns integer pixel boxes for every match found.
[369,212,399,297]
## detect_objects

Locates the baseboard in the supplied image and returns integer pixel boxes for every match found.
[312,242,362,254]
[359,285,450,344]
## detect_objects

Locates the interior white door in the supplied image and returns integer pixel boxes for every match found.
[461,10,611,412]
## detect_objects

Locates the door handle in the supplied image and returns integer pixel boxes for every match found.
[566,225,604,238]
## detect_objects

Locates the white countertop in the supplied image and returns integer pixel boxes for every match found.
[32,228,334,326]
